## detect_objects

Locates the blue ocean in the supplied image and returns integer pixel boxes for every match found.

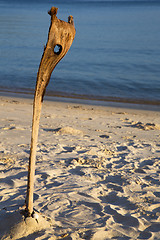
[0,0,160,104]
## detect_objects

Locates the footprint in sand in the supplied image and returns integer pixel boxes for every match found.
[145,223,160,234]
[117,146,128,151]
[99,134,110,139]
[153,192,160,198]
[46,181,64,188]
[107,183,123,192]
[138,231,152,239]
[101,192,136,211]
[139,159,154,168]
[105,205,139,227]
[2,126,16,130]
[106,173,127,183]
[128,121,160,131]
[78,200,105,217]
[60,146,76,153]
[44,126,83,136]
[144,175,160,185]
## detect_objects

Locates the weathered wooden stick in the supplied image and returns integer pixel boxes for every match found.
[26,7,76,216]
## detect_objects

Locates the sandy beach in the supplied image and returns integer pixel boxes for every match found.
[0,95,160,239]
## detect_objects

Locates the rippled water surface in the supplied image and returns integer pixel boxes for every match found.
[0,0,160,104]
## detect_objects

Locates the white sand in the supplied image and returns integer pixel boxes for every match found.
[0,95,160,239]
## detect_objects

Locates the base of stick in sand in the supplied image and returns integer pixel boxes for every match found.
[0,209,52,239]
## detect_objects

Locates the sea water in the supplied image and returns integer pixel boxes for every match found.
[0,0,160,104]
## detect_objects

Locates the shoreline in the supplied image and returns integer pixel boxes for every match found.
[0,90,160,112]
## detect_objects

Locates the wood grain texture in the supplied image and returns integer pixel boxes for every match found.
[26,7,76,216]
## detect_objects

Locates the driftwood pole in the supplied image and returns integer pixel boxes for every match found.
[26,7,76,216]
